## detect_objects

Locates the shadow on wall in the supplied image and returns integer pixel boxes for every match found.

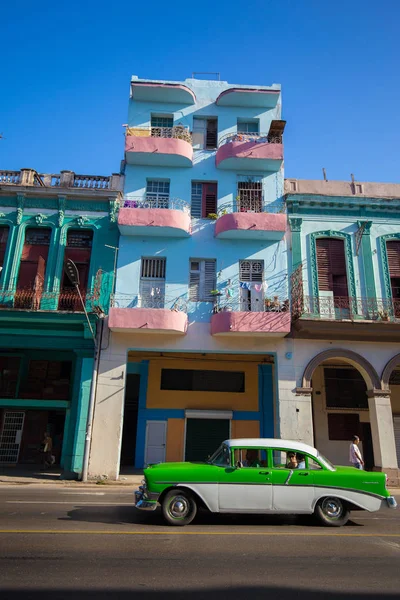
[2,587,399,600]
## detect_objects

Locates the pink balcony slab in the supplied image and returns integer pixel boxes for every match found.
[216,140,283,171]
[211,311,291,337]
[125,136,193,167]
[109,308,188,335]
[118,207,191,237]
[215,212,286,240]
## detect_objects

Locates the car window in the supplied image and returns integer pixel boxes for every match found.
[272,449,307,469]
[208,444,231,467]
[233,448,267,468]
[308,457,323,470]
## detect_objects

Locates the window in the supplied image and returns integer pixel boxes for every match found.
[59,230,93,311]
[237,179,263,212]
[190,182,217,218]
[237,120,259,134]
[160,368,245,392]
[209,444,231,467]
[328,413,360,441]
[19,360,72,400]
[192,117,218,150]
[308,457,322,470]
[189,259,216,301]
[0,357,21,398]
[15,228,51,309]
[386,241,400,302]
[139,257,166,308]
[324,367,368,409]
[146,180,170,208]
[239,260,264,312]
[233,448,267,467]
[151,115,173,129]
[316,238,348,299]
[272,449,308,469]
[0,226,9,273]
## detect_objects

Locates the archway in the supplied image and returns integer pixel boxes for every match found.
[382,354,400,469]
[299,349,379,469]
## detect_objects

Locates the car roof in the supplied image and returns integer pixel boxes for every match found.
[223,438,318,456]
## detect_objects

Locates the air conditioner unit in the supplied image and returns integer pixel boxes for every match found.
[318,290,335,319]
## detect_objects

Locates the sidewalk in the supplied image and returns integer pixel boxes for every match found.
[0,465,143,487]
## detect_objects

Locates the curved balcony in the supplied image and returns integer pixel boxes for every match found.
[216,133,283,172]
[109,295,188,335]
[211,298,290,337]
[125,126,193,167]
[215,87,280,108]
[215,202,286,240]
[119,197,191,237]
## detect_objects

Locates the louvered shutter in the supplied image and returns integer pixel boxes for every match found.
[203,260,216,301]
[139,257,166,308]
[202,183,217,217]
[316,239,331,291]
[205,119,217,149]
[387,242,400,278]
[189,259,216,301]
[189,260,201,301]
[316,239,347,294]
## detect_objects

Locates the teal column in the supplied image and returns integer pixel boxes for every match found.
[288,217,302,270]
[62,352,94,479]
[358,221,376,299]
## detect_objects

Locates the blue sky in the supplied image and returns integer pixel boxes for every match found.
[1,0,399,182]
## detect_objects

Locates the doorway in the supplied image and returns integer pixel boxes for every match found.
[120,374,140,466]
[185,418,230,462]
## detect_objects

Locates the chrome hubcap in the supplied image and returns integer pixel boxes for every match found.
[169,496,189,519]
[322,497,343,519]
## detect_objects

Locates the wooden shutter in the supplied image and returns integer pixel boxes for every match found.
[387,242,400,278]
[202,183,217,217]
[206,119,217,149]
[189,260,201,301]
[189,259,216,301]
[316,239,347,293]
[203,260,216,301]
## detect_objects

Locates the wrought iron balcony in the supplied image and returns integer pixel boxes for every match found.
[214,296,289,314]
[218,132,282,147]
[217,200,285,216]
[292,295,400,322]
[110,293,188,313]
[126,126,192,145]
[0,289,98,312]
[123,196,190,213]
[211,295,290,336]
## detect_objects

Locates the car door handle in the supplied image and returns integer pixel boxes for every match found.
[259,471,271,475]
[298,472,309,476]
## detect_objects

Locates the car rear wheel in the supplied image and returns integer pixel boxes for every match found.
[162,489,197,526]
[314,497,350,527]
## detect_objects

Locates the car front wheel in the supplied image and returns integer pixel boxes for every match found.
[314,497,350,527]
[162,489,197,526]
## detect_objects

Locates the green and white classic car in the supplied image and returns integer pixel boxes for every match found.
[134,438,397,527]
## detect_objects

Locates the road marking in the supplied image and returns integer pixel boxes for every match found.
[0,530,400,538]
[5,501,133,506]
[59,492,106,496]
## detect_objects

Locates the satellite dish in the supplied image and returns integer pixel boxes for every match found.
[64,259,80,286]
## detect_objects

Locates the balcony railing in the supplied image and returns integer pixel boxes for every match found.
[292,295,400,322]
[123,196,190,213]
[217,200,286,216]
[126,126,192,145]
[0,289,97,312]
[214,296,289,314]
[218,132,283,148]
[110,293,188,313]
[0,169,123,191]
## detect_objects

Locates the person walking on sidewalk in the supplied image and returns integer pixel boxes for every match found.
[349,435,364,470]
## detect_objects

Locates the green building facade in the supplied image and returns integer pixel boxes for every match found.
[0,168,122,478]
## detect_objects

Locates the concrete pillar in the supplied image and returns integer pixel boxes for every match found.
[60,170,75,188]
[368,391,399,485]
[20,168,36,186]
[110,173,124,191]
[88,328,127,480]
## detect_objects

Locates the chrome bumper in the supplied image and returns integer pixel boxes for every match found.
[134,486,158,512]
[387,496,397,509]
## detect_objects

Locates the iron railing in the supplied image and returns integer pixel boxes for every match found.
[0,289,98,312]
[214,296,289,314]
[217,200,286,216]
[123,196,190,213]
[292,295,400,322]
[111,293,188,313]
[218,132,283,148]
[126,126,192,145]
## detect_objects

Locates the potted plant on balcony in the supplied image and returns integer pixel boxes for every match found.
[378,309,390,321]
[264,297,272,311]
[207,213,218,220]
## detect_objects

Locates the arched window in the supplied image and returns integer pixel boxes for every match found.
[15,228,51,309]
[59,229,93,311]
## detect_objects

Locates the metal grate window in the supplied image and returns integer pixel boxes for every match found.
[151,116,173,129]
[146,180,170,209]
[0,411,25,464]
[25,228,51,245]
[66,230,93,248]
[189,259,216,302]
[237,181,263,213]
[237,120,259,133]
[239,260,264,282]
[140,257,166,308]
[191,183,203,218]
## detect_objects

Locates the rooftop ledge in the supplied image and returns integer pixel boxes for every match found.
[216,88,280,108]
[285,179,400,200]
[130,81,196,105]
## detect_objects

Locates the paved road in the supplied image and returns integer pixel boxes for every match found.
[0,486,399,600]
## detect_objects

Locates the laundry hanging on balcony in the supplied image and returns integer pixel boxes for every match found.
[239,281,264,292]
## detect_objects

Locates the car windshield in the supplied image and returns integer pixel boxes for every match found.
[207,444,231,467]
[317,451,336,471]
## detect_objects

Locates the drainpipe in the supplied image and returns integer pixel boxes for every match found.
[81,316,103,482]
